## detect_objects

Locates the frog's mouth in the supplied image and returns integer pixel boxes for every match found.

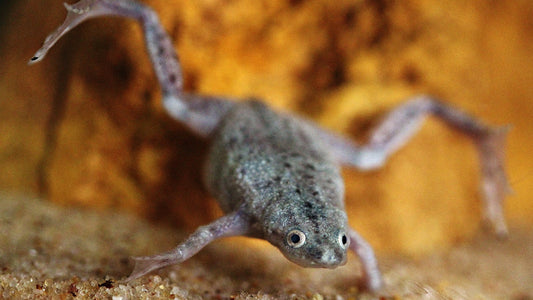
[306,259,347,269]
[282,248,347,269]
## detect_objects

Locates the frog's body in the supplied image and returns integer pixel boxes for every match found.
[207,100,344,214]
[30,0,510,292]
[207,100,349,268]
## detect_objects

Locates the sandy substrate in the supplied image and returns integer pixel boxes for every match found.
[0,193,531,299]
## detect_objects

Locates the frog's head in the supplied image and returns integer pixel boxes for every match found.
[262,184,350,268]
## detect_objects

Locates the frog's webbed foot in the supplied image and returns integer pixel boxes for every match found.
[29,0,111,64]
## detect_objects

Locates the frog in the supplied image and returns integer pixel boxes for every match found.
[29,0,510,292]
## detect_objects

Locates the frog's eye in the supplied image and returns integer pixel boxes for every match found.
[286,229,306,248]
[338,232,349,249]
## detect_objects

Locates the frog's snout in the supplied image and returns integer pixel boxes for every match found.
[318,248,347,268]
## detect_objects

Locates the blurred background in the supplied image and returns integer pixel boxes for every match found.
[0,0,531,256]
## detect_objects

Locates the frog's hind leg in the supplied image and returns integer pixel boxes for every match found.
[318,96,510,237]
[30,0,234,137]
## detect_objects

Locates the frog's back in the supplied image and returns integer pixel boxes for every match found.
[205,100,344,214]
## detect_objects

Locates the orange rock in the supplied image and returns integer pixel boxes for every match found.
[1,0,531,255]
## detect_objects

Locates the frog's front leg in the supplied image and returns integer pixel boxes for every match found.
[347,227,382,292]
[317,95,510,237]
[29,0,234,137]
[125,210,250,281]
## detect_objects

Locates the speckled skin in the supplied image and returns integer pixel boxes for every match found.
[30,0,510,293]
[206,100,349,267]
